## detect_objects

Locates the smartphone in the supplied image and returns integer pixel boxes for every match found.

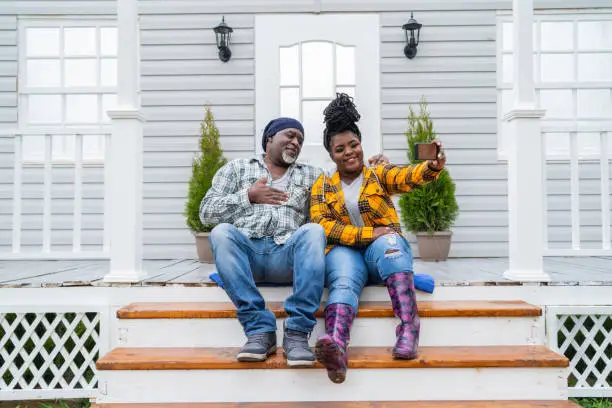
[414,142,440,160]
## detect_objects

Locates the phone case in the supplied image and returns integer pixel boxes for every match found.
[414,143,439,160]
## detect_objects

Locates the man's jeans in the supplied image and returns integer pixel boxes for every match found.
[325,233,414,311]
[210,223,326,336]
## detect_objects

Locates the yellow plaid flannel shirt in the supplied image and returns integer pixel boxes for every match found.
[309,161,441,253]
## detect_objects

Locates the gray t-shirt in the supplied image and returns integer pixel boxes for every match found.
[271,170,290,191]
[341,173,365,227]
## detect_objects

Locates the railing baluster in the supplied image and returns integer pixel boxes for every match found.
[569,131,580,251]
[43,134,52,253]
[12,134,22,254]
[103,132,112,253]
[601,131,611,251]
[73,133,83,253]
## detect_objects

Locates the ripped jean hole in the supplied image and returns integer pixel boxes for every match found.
[384,249,402,258]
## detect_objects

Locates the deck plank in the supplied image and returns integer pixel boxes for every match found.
[95,345,568,371]
[116,300,542,319]
[0,257,609,287]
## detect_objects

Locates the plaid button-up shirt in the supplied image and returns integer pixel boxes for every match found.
[199,154,323,245]
[309,161,441,253]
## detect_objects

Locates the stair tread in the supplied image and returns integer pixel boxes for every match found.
[96,345,567,371]
[117,300,541,319]
[94,401,580,407]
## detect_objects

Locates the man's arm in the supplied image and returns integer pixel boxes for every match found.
[199,161,251,225]
[309,175,375,247]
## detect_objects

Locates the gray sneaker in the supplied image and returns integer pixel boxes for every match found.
[236,332,277,362]
[282,326,315,367]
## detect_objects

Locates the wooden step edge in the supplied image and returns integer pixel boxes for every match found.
[92,401,580,408]
[116,300,542,319]
[95,345,568,371]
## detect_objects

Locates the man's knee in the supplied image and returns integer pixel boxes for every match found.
[298,223,325,245]
[210,223,236,246]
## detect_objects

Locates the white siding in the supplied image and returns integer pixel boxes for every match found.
[0,15,17,255]
[140,12,255,259]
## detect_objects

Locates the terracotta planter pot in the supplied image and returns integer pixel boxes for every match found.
[195,232,215,263]
[415,231,452,262]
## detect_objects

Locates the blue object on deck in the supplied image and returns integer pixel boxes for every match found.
[209,272,435,294]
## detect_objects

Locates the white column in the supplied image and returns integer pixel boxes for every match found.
[503,0,549,282]
[103,0,146,282]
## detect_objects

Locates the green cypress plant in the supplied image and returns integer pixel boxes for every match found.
[398,98,459,235]
[184,105,227,233]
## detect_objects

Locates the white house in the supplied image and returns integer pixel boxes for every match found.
[0,0,610,406]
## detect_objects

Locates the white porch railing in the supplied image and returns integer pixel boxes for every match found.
[6,128,112,260]
[542,123,612,256]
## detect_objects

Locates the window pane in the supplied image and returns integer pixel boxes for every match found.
[540,90,573,119]
[102,94,117,122]
[578,54,612,82]
[280,45,299,86]
[336,45,355,85]
[302,100,329,146]
[336,86,355,98]
[540,54,574,82]
[541,22,573,51]
[83,135,105,160]
[27,60,60,87]
[545,132,570,156]
[64,59,97,87]
[26,28,59,57]
[101,59,117,87]
[578,132,600,156]
[28,95,62,124]
[101,27,118,56]
[502,22,513,52]
[280,87,300,118]
[52,135,75,161]
[502,54,513,83]
[66,94,98,123]
[578,21,612,50]
[64,27,96,56]
[302,42,333,98]
[577,89,612,119]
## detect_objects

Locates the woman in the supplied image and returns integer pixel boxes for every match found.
[309,93,446,384]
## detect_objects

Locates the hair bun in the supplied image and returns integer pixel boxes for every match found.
[323,93,360,126]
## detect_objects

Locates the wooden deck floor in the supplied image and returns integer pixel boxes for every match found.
[0,257,610,288]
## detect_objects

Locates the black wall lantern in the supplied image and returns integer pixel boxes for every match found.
[402,12,422,59]
[213,16,233,62]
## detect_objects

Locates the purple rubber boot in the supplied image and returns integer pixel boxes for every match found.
[314,303,355,384]
[386,272,420,360]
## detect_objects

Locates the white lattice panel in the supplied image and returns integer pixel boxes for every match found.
[0,309,106,400]
[546,306,612,397]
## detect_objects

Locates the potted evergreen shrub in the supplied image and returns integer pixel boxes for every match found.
[184,106,227,263]
[398,99,459,261]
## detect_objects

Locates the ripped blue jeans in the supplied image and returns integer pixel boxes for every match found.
[325,233,413,311]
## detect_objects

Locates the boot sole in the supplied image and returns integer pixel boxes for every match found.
[315,338,347,384]
[237,346,277,362]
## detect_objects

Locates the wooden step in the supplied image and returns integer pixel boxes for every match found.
[94,401,580,408]
[116,300,541,319]
[96,345,567,371]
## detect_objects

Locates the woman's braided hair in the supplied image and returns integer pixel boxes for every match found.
[323,93,361,152]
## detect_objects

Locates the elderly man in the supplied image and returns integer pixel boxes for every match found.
[200,117,386,367]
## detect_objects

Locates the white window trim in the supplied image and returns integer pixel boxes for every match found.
[496,9,612,161]
[16,16,116,164]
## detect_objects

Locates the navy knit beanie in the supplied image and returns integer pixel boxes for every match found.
[262,117,304,151]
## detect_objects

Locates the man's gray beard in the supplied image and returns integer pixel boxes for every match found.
[282,150,297,164]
